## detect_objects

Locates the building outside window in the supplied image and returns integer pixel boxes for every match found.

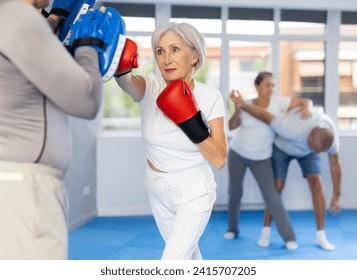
[279,41,325,109]
[278,9,326,114]
[338,11,357,130]
[229,41,271,99]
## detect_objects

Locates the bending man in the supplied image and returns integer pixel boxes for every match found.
[233,94,341,251]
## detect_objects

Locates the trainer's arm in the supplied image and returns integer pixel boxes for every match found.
[328,153,342,216]
[4,5,102,119]
[198,117,228,170]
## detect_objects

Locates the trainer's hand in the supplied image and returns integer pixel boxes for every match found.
[329,195,341,216]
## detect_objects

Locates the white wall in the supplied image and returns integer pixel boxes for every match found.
[64,116,101,231]
[97,133,357,216]
[97,132,151,216]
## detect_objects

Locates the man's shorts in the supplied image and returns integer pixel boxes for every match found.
[272,144,321,180]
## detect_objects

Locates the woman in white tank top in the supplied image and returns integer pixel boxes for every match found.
[224,72,311,250]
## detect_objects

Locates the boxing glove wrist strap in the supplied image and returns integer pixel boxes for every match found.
[50,8,70,18]
[114,70,132,78]
[178,111,209,144]
[71,37,107,52]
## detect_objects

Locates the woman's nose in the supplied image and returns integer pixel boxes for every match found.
[164,54,172,65]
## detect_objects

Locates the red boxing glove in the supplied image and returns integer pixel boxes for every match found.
[115,38,139,77]
[157,80,209,144]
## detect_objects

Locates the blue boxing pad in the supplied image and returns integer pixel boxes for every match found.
[70,7,126,82]
[100,8,126,82]
[58,0,97,46]
[50,0,76,19]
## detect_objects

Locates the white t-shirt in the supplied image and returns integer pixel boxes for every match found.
[271,108,339,157]
[140,74,225,172]
[229,96,291,160]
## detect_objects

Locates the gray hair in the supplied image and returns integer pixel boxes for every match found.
[151,22,206,72]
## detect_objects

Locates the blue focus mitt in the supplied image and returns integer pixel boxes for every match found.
[50,0,77,19]
[57,0,98,45]
[70,7,127,82]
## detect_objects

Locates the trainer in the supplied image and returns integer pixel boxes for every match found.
[0,0,123,259]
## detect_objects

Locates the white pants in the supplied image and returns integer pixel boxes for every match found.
[145,164,216,260]
[0,161,68,260]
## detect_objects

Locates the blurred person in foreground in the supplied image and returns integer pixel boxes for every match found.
[0,0,122,259]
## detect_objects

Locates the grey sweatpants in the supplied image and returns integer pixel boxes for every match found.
[227,149,296,242]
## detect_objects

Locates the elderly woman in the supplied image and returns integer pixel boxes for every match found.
[114,22,227,260]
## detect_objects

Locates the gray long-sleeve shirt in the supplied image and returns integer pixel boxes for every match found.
[0,2,102,171]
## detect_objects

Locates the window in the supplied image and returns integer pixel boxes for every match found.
[101,3,155,131]
[279,41,325,109]
[227,8,274,35]
[103,35,154,131]
[226,8,273,114]
[228,41,271,115]
[338,12,357,130]
[278,10,326,109]
[338,42,357,130]
[171,5,222,34]
[195,38,221,90]
[229,41,271,99]
[340,11,357,37]
[279,9,326,35]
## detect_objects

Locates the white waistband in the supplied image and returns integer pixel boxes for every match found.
[146,163,210,179]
